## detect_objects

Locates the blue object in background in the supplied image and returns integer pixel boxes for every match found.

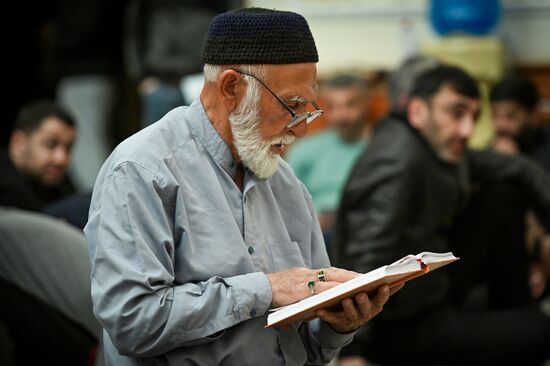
[430,0,501,36]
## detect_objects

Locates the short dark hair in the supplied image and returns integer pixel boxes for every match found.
[410,65,479,102]
[389,55,440,111]
[324,74,367,90]
[489,77,539,112]
[14,100,76,133]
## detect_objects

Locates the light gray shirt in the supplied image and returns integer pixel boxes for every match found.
[85,99,355,365]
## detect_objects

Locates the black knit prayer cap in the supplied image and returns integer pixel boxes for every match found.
[202,7,318,65]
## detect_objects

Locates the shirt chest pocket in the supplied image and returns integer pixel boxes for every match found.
[268,241,305,272]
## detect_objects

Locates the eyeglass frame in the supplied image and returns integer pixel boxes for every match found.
[231,69,323,128]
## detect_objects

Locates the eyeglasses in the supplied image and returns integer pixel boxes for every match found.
[232,69,323,128]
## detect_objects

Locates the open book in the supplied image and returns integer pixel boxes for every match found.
[266,251,458,328]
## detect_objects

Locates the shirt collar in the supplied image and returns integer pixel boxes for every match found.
[188,98,238,177]
[187,99,272,186]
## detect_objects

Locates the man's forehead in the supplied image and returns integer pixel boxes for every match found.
[492,100,528,112]
[266,63,316,81]
[266,63,318,98]
[323,86,365,98]
[434,85,478,105]
[30,117,76,140]
[36,117,74,131]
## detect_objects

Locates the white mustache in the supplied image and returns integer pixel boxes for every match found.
[270,134,295,146]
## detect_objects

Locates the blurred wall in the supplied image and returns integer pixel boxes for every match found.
[247,0,550,75]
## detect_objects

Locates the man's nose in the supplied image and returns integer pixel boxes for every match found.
[287,119,308,138]
[460,117,475,139]
[53,147,70,166]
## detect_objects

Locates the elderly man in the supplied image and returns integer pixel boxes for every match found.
[85,8,392,365]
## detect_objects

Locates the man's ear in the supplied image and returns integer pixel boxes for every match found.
[407,97,428,130]
[9,129,30,166]
[217,69,245,114]
[10,130,29,153]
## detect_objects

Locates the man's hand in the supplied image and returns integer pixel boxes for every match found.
[266,267,359,308]
[316,284,403,333]
[266,267,402,333]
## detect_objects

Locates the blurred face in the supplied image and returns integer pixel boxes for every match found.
[323,86,367,142]
[230,63,317,178]
[409,85,480,164]
[491,100,531,139]
[12,117,76,185]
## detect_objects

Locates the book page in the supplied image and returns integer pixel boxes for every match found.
[415,252,458,270]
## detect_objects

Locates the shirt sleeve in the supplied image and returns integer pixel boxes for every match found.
[85,161,273,357]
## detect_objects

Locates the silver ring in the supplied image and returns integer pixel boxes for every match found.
[307,281,315,295]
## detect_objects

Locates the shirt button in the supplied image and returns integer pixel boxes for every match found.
[249,309,257,317]
[248,246,254,255]
[229,161,235,168]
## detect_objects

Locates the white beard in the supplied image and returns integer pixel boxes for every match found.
[229,81,295,179]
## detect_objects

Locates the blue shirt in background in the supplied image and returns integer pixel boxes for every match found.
[286,129,367,215]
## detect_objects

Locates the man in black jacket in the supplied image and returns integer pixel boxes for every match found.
[333,65,550,364]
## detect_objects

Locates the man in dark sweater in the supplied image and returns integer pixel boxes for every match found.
[490,76,550,172]
[334,65,550,364]
[0,100,76,211]
[490,76,550,302]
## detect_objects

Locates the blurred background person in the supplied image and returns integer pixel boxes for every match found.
[50,0,126,192]
[387,55,441,115]
[0,207,102,366]
[286,74,370,249]
[490,75,550,300]
[333,64,550,365]
[0,100,76,211]
[124,0,234,127]
[490,76,550,171]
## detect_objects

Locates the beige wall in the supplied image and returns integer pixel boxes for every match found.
[247,0,550,75]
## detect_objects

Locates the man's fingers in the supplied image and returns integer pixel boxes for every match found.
[312,280,341,294]
[316,284,394,333]
[355,292,373,319]
[341,297,360,324]
[317,298,360,327]
[371,285,390,310]
[318,267,360,283]
[316,308,339,324]
[389,282,404,296]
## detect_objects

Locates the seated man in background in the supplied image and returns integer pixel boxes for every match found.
[333,64,550,364]
[0,100,77,211]
[490,75,550,300]
[0,207,101,366]
[490,76,550,171]
[286,74,370,248]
